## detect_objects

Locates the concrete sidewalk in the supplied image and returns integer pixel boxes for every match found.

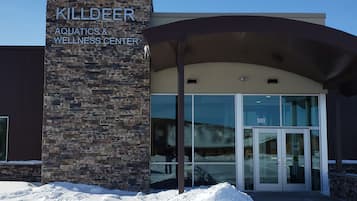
[248,192,336,201]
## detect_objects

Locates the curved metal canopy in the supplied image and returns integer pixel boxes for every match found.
[143,15,357,96]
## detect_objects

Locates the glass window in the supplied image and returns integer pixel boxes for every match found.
[259,132,279,184]
[311,130,321,191]
[243,96,280,126]
[150,164,192,189]
[0,117,8,161]
[151,95,192,162]
[282,96,319,126]
[151,95,236,188]
[244,129,254,190]
[194,96,235,162]
[285,133,305,184]
[194,164,236,186]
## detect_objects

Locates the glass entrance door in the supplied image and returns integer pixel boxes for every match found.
[253,128,310,191]
[254,129,282,191]
[282,129,311,191]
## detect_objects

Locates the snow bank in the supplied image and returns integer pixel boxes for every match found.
[0,182,35,194]
[0,181,253,201]
[151,183,254,201]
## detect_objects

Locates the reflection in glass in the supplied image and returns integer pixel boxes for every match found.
[194,96,235,162]
[311,130,321,190]
[259,132,278,183]
[151,95,192,162]
[150,164,192,189]
[194,164,236,186]
[286,133,305,184]
[282,96,318,126]
[0,118,7,161]
[243,96,280,126]
[244,129,254,190]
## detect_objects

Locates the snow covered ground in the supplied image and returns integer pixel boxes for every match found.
[0,181,253,201]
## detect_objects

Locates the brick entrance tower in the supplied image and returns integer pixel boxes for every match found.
[43,0,152,191]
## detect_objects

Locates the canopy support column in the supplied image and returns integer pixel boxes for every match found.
[335,93,343,172]
[176,40,185,194]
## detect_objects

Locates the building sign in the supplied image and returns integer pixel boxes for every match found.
[55,8,135,21]
[53,7,140,46]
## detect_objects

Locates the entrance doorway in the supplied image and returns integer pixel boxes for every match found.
[253,128,311,191]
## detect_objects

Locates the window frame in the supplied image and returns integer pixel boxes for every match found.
[150,93,322,190]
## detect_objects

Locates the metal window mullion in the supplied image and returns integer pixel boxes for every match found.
[280,95,283,127]
[236,94,244,190]
[194,162,236,165]
[151,162,178,165]
[191,94,195,187]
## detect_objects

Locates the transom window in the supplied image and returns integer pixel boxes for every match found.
[282,96,319,127]
[243,95,319,127]
[243,96,280,126]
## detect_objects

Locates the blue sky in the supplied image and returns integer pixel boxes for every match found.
[0,0,356,46]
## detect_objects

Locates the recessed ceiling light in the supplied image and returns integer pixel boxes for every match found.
[239,76,248,81]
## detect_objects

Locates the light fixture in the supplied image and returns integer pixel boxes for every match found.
[239,76,248,81]
[144,45,150,59]
[267,78,278,84]
[187,78,198,84]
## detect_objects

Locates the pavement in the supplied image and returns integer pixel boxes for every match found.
[248,192,336,201]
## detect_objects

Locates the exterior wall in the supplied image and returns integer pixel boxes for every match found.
[0,162,41,182]
[0,47,43,161]
[150,13,326,27]
[327,92,357,160]
[43,0,152,191]
[151,62,326,94]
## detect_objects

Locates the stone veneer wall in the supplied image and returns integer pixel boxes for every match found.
[0,164,41,182]
[329,172,357,201]
[329,164,357,201]
[43,0,152,191]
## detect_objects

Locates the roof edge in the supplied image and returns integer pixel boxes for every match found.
[0,46,45,49]
[151,12,326,19]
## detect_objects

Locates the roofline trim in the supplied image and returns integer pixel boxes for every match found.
[151,12,326,19]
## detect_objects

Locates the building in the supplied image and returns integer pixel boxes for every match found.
[1,0,357,198]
